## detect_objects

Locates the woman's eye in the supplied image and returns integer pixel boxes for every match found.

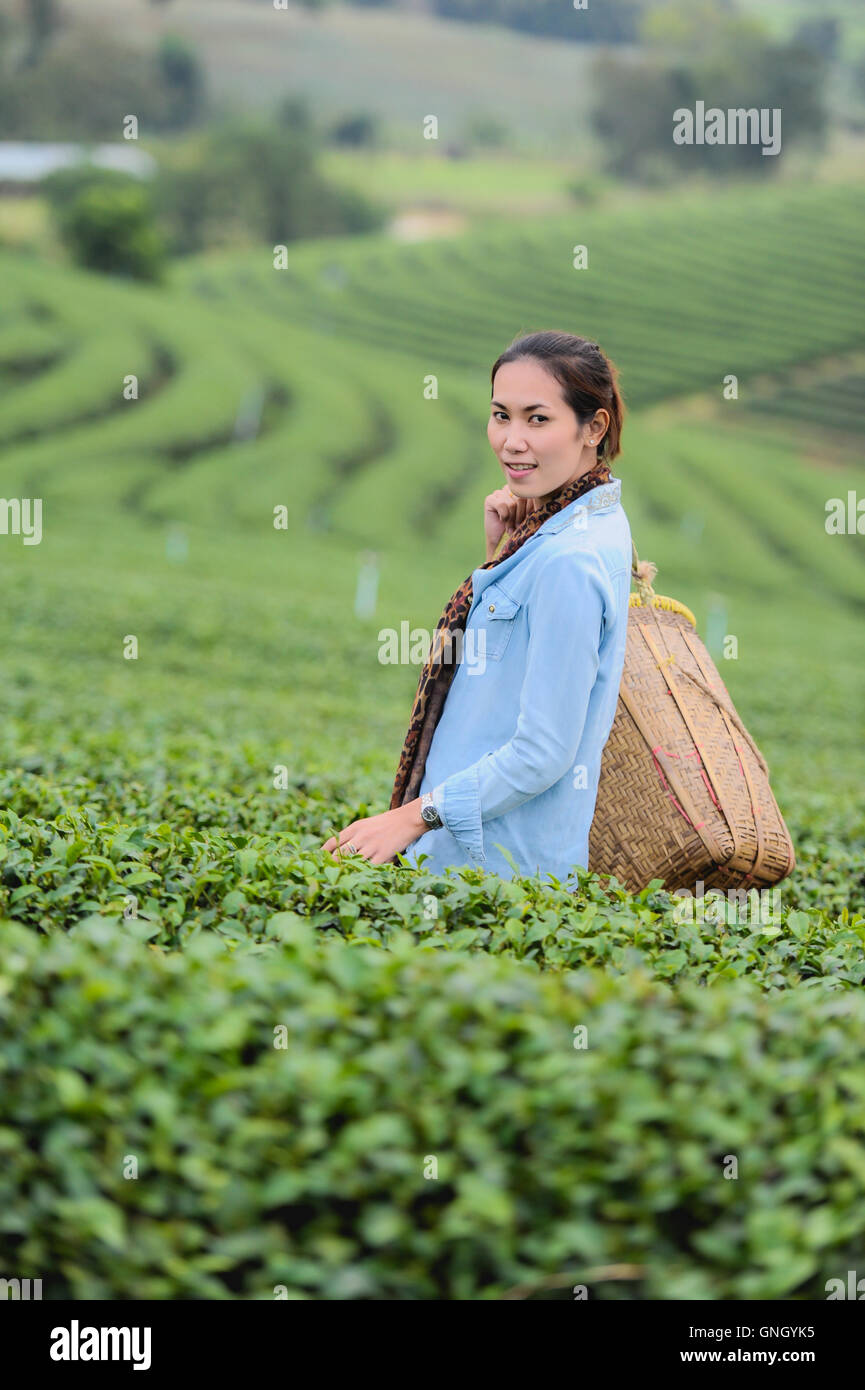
[530,414,548,423]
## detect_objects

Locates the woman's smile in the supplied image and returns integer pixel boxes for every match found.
[503,461,538,481]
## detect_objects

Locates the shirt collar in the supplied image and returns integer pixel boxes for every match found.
[535,476,622,535]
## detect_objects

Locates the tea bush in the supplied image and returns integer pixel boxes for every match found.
[1,796,864,993]
[3,920,865,1300]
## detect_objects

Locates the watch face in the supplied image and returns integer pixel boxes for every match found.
[422,805,440,826]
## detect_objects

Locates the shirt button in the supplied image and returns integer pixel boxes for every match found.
[488,604,495,612]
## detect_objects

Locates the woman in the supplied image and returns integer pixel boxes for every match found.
[322,330,632,884]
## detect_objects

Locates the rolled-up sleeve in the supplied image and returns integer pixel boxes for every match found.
[431,551,609,863]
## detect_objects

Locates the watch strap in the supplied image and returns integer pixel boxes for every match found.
[421,791,443,827]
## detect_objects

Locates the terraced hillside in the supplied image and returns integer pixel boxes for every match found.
[1,178,863,1299]
[1,176,863,811]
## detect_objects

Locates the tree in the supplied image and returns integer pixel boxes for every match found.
[591,7,828,182]
[152,139,242,255]
[41,163,134,217]
[152,117,385,255]
[22,0,61,67]
[155,34,205,130]
[792,17,840,62]
[640,0,765,55]
[327,112,380,149]
[1,28,170,139]
[433,0,639,42]
[215,119,322,244]
[54,181,166,281]
[590,54,694,181]
[462,111,509,151]
[276,95,314,134]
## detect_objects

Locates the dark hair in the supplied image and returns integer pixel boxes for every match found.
[490,330,625,463]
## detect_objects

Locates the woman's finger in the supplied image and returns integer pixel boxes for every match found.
[339,832,366,857]
[491,496,516,526]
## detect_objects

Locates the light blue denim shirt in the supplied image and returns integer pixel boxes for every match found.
[402,476,632,885]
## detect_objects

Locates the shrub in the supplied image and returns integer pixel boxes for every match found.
[0,792,862,991]
[2,920,865,1299]
[52,181,166,281]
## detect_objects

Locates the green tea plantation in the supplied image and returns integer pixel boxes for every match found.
[1,177,863,1298]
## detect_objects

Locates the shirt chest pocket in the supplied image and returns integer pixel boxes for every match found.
[473,583,522,663]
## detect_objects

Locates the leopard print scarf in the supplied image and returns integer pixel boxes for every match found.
[390,457,613,809]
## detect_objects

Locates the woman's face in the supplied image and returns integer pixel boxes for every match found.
[487,358,609,503]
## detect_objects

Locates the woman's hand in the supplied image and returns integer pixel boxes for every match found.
[484,485,539,561]
[321,799,427,866]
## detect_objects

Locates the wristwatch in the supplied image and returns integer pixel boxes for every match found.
[420,791,443,829]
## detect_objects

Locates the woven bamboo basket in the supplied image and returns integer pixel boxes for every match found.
[588,543,796,894]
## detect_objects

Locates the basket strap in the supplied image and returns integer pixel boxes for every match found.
[617,676,728,864]
[677,634,795,879]
[680,628,766,874]
[639,624,737,864]
[630,544,732,859]
[632,541,770,777]
[630,539,786,880]
[673,643,770,779]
